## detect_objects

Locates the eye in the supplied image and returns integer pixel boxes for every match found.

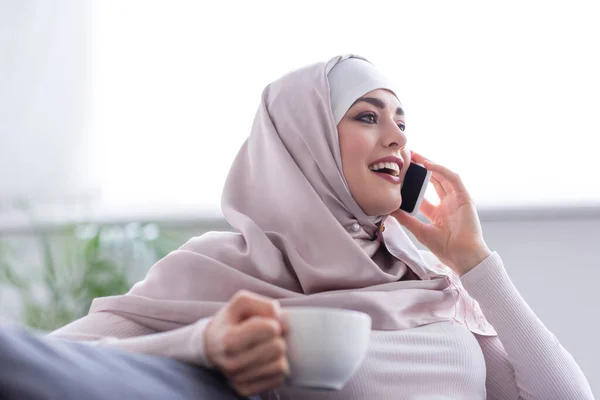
[397,122,406,132]
[356,112,378,124]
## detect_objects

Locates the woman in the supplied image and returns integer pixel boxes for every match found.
[48,55,593,399]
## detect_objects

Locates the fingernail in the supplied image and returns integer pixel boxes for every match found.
[273,300,282,316]
[273,301,285,324]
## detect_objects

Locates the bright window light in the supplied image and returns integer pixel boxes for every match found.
[89,1,600,217]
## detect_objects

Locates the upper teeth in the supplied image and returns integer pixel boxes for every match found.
[369,162,400,176]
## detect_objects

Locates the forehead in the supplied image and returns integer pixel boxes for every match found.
[367,88,401,105]
[354,88,403,109]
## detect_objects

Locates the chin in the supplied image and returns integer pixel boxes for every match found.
[365,197,402,217]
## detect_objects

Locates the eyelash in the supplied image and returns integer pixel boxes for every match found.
[356,112,406,132]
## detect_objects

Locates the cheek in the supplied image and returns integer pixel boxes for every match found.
[340,131,372,167]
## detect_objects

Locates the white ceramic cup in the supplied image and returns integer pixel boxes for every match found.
[282,307,372,390]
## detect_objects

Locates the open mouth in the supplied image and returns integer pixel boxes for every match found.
[368,161,401,177]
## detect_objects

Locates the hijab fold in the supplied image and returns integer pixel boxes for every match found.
[90,55,496,336]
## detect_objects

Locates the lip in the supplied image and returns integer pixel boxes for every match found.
[372,171,402,184]
[368,155,404,185]
[368,155,404,171]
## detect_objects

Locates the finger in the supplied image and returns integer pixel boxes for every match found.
[223,316,282,356]
[406,152,449,197]
[224,337,287,378]
[423,161,467,193]
[235,358,289,386]
[279,317,289,336]
[429,175,446,198]
[428,167,457,194]
[228,290,282,323]
[234,374,286,397]
[234,352,289,384]
[419,197,436,219]
[409,151,429,165]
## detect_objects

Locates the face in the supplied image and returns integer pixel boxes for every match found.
[337,89,411,217]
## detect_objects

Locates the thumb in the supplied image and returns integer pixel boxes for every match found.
[228,290,282,324]
[391,210,429,242]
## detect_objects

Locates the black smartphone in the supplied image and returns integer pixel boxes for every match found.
[399,162,432,216]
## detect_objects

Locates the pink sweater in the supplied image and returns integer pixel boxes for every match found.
[51,253,594,399]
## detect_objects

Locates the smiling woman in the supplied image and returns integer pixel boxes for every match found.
[2,2,599,398]
[39,54,593,400]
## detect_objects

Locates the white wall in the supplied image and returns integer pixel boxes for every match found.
[0,0,95,210]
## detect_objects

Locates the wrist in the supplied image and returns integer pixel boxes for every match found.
[202,319,218,368]
[182,317,215,368]
[454,244,492,276]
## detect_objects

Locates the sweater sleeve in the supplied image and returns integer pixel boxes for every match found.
[50,311,157,341]
[49,312,215,369]
[461,252,594,400]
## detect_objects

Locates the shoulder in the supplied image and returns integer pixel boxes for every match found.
[179,231,241,252]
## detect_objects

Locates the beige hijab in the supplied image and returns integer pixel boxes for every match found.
[90,55,496,336]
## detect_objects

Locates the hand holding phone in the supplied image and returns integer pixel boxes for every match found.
[392,153,492,276]
[399,162,432,216]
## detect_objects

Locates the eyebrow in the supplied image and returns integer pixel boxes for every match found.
[353,96,405,116]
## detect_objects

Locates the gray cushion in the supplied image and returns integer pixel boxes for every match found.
[0,325,252,400]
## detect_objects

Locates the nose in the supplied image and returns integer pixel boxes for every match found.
[381,119,407,150]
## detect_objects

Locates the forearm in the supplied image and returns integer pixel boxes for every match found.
[50,311,156,341]
[461,253,594,399]
[97,318,213,368]
[50,311,214,368]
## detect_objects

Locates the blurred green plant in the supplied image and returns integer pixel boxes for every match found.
[0,223,184,331]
